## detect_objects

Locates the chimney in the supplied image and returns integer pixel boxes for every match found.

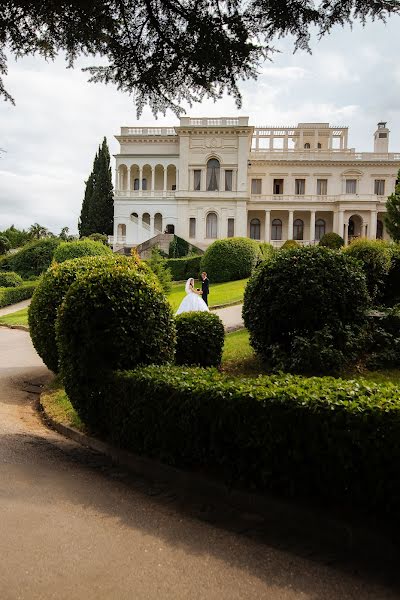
[374,122,389,153]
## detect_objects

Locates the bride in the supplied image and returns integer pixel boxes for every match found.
[176,278,209,315]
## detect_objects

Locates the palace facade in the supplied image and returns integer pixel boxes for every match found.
[112,117,400,250]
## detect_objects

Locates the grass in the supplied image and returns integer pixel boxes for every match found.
[40,377,85,432]
[0,307,28,327]
[168,278,248,312]
[221,328,264,375]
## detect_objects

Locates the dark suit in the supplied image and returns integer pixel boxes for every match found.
[201,277,209,306]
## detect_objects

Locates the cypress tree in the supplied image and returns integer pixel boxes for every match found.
[385,170,400,242]
[78,151,98,238]
[88,138,114,236]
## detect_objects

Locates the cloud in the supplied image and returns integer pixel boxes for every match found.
[1,17,399,234]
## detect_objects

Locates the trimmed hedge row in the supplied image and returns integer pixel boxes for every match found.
[90,366,400,516]
[53,239,112,263]
[200,238,261,283]
[0,281,38,308]
[0,271,23,287]
[175,312,224,367]
[0,238,61,278]
[165,255,202,281]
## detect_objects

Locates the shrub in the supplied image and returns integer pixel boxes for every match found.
[53,239,112,263]
[169,235,190,258]
[364,306,400,369]
[258,243,274,262]
[281,240,300,250]
[146,248,172,293]
[85,233,109,245]
[0,281,38,308]
[383,243,400,305]
[56,267,175,429]
[91,365,400,518]
[201,238,261,283]
[319,232,344,249]
[344,239,391,303]
[166,255,201,281]
[0,238,61,278]
[0,271,23,287]
[175,312,225,367]
[243,246,369,374]
[28,254,143,373]
[0,235,11,255]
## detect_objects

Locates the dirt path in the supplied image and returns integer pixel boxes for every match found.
[0,328,397,599]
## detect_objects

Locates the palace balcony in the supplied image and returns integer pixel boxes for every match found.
[249,194,387,204]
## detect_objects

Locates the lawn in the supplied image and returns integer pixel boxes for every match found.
[40,377,85,431]
[168,278,248,313]
[0,307,28,327]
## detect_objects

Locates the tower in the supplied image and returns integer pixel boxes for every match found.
[374,122,389,153]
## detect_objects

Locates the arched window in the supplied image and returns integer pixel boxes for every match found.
[271,218,282,241]
[250,218,261,240]
[293,218,304,240]
[142,178,147,191]
[130,212,138,222]
[377,219,384,239]
[134,178,139,190]
[142,213,150,229]
[317,143,322,149]
[117,224,126,239]
[206,212,218,238]
[154,213,162,233]
[206,159,220,191]
[304,143,310,149]
[315,218,326,241]
[348,218,355,237]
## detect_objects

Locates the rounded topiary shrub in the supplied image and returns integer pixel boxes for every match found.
[200,238,261,283]
[258,243,274,262]
[28,254,144,373]
[344,239,391,303]
[243,246,369,374]
[281,240,300,250]
[0,271,23,287]
[56,267,175,428]
[175,312,225,367]
[319,232,344,249]
[1,238,61,278]
[53,240,112,263]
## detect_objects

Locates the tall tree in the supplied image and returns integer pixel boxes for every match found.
[29,223,51,240]
[1,1,399,115]
[385,170,400,241]
[79,139,114,237]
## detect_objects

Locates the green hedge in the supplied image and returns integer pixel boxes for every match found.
[0,281,38,308]
[200,238,261,283]
[344,239,391,303]
[0,238,61,278]
[281,240,300,250]
[0,271,23,287]
[319,232,344,249]
[89,366,400,517]
[53,239,112,263]
[383,244,400,306]
[175,312,225,367]
[165,255,201,281]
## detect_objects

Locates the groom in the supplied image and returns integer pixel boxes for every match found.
[201,272,209,306]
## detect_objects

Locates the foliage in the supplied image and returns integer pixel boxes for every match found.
[0,238,61,278]
[78,138,114,237]
[56,267,175,429]
[281,240,299,249]
[383,243,400,305]
[166,255,201,281]
[146,248,172,293]
[385,169,400,241]
[0,225,31,248]
[86,232,109,245]
[53,239,112,264]
[364,307,400,369]
[344,239,391,303]
[201,238,261,283]
[58,226,76,241]
[2,2,398,115]
[168,278,248,312]
[243,246,370,374]
[85,365,400,518]
[175,312,225,367]
[169,235,190,258]
[28,254,142,373]
[258,242,274,262]
[29,223,52,239]
[0,271,23,287]
[0,281,38,308]
[318,232,344,249]
[0,235,11,255]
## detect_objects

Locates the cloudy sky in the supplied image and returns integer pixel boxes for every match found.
[1,17,400,235]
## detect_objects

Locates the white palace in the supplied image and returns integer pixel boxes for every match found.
[111,117,400,250]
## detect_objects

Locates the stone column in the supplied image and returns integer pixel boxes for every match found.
[265,210,271,243]
[370,210,377,239]
[150,215,155,238]
[288,210,294,240]
[151,167,155,192]
[127,167,131,192]
[344,222,349,246]
[309,210,316,243]
[163,167,168,192]
[139,167,143,191]
[337,210,344,238]
[115,167,118,190]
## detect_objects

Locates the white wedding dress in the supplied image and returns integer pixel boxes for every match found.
[176,278,210,315]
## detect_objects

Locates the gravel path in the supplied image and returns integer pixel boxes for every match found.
[0,327,398,599]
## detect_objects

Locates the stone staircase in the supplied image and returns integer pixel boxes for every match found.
[135,234,175,259]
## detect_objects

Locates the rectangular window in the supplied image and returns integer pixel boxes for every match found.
[346,179,357,194]
[251,178,262,194]
[189,217,196,238]
[317,179,327,195]
[193,170,201,191]
[273,179,284,195]
[295,179,305,195]
[374,179,385,195]
[225,170,233,191]
[227,218,235,238]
